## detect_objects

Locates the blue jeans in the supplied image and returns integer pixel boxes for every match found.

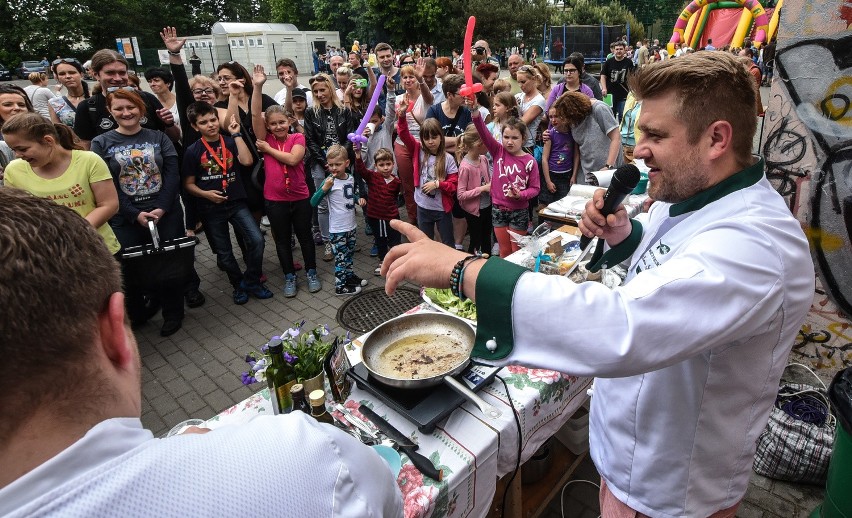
[417,206,454,247]
[612,99,626,124]
[310,163,330,242]
[199,200,265,289]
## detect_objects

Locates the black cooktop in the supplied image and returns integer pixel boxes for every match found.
[346,362,500,433]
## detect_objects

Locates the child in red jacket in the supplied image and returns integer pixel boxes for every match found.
[354,146,402,275]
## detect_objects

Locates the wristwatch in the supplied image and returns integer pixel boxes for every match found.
[231,132,242,138]
[604,163,612,169]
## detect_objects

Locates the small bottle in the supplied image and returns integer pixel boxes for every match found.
[290,383,310,414]
[267,338,296,415]
[309,390,333,424]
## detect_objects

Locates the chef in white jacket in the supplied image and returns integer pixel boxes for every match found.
[382,52,814,518]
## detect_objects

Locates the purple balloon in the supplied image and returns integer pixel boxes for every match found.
[348,74,387,147]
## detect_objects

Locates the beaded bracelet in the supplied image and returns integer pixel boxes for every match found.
[449,253,488,300]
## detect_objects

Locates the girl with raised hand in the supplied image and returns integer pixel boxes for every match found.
[396,97,457,247]
[251,65,321,298]
[393,60,434,225]
[467,95,539,257]
[2,112,119,256]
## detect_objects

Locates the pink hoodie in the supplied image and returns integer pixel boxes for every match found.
[473,116,540,211]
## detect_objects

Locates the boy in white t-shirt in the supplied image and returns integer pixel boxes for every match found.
[309,144,368,295]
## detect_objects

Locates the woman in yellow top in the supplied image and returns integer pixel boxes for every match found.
[2,112,120,255]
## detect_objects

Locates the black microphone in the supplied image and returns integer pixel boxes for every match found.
[579,163,642,250]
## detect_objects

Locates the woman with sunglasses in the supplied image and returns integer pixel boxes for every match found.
[303,73,358,261]
[48,59,90,127]
[393,60,434,225]
[90,88,186,336]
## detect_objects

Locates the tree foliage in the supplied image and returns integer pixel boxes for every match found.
[553,0,646,41]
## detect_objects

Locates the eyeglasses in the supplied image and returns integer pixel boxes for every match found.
[218,75,235,82]
[192,88,216,95]
[401,61,415,66]
[564,68,579,74]
[106,86,136,93]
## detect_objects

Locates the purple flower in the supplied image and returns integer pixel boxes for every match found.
[286,327,300,338]
[284,352,298,364]
[240,372,257,385]
[244,353,255,363]
[260,344,269,354]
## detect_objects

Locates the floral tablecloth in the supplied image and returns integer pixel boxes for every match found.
[207,305,591,518]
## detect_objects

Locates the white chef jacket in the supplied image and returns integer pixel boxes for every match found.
[471,157,814,517]
[0,414,402,518]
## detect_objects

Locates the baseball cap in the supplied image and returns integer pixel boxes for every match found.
[292,87,308,100]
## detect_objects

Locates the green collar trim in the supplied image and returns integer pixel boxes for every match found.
[587,219,643,272]
[472,257,528,360]
[669,157,764,217]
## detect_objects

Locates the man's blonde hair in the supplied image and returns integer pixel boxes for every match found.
[629,52,757,161]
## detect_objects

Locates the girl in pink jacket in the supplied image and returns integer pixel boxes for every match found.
[455,123,492,254]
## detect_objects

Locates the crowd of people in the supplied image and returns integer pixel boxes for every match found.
[0,27,772,339]
[0,17,807,518]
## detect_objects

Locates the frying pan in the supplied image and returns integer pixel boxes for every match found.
[361,313,501,419]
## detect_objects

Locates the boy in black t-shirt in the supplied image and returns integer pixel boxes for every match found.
[183,102,273,305]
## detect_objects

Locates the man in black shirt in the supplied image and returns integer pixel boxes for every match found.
[74,49,180,149]
[600,41,635,123]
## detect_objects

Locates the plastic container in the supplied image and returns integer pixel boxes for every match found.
[603,93,613,107]
[554,405,590,455]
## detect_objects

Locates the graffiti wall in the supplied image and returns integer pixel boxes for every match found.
[763,4,851,313]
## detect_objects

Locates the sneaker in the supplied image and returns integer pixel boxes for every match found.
[283,274,297,298]
[184,289,206,308]
[323,242,333,262]
[307,269,322,293]
[491,242,500,256]
[240,280,274,299]
[233,288,249,305]
[347,274,368,287]
[370,244,378,257]
[313,227,324,245]
[374,262,383,276]
[261,216,271,227]
[335,284,362,296]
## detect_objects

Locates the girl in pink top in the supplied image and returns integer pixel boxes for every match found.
[455,123,492,254]
[468,97,540,257]
[252,66,320,296]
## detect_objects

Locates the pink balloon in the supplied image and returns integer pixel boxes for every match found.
[459,17,483,98]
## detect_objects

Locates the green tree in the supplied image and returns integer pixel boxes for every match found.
[2,0,93,65]
[553,0,645,41]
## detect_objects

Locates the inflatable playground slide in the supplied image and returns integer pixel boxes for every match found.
[667,0,783,54]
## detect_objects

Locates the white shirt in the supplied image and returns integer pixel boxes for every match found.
[274,83,314,108]
[478,163,813,516]
[0,415,402,517]
[327,174,357,233]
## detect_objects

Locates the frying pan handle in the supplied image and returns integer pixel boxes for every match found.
[444,376,502,419]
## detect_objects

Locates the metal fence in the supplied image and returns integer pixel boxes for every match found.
[543,24,629,64]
